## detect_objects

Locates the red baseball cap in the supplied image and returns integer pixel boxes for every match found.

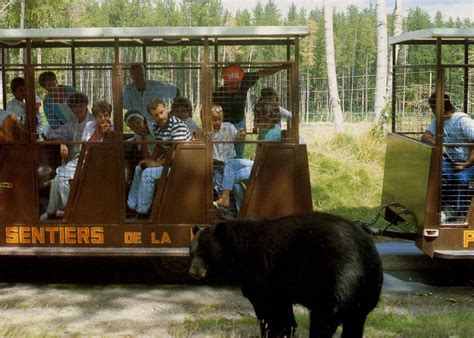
[222,64,244,84]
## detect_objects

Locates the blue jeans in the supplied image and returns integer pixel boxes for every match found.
[233,119,246,158]
[222,158,253,211]
[232,183,245,212]
[442,159,474,214]
[213,164,224,193]
[222,158,253,191]
[127,164,164,214]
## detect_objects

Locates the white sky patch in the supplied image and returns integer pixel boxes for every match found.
[220,0,474,21]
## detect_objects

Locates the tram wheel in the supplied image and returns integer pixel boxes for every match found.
[152,256,192,282]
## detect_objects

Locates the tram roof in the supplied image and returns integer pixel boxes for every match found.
[0,26,309,48]
[390,28,474,45]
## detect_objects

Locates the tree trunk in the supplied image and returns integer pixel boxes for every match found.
[89,53,94,100]
[374,0,388,123]
[305,69,310,122]
[197,47,201,113]
[323,0,344,132]
[387,0,403,103]
[188,47,193,102]
[341,72,345,117]
[365,55,369,113]
[19,0,25,63]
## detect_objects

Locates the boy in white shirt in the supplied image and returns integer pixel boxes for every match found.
[6,77,43,136]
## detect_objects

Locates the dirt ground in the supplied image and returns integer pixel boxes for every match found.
[0,283,252,336]
[0,275,473,337]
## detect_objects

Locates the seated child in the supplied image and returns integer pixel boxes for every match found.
[6,77,44,136]
[211,104,245,194]
[125,109,153,159]
[170,96,200,132]
[259,87,292,120]
[214,97,281,209]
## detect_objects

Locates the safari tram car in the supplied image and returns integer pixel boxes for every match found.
[0,26,313,270]
[382,28,474,259]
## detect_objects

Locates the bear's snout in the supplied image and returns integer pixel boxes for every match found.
[189,256,208,280]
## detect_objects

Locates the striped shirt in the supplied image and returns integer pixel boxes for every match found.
[151,116,192,155]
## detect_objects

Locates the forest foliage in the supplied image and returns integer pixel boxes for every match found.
[1,0,473,120]
[2,0,472,76]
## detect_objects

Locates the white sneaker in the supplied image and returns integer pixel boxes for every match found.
[441,208,457,223]
[37,165,52,177]
[440,211,447,223]
[39,212,49,221]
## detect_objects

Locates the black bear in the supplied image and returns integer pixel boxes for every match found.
[189,212,383,338]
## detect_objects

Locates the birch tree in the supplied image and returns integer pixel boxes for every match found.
[323,0,344,132]
[0,1,12,14]
[386,0,403,101]
[374,0,388,123]
[19,0,25,62]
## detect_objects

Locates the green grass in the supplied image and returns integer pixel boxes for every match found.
[171,123,470,336]
[364,300,474,337]
[0,321,66,337]
[365,311,474,337]
[301,122,388,223]
[172,314,309,337]
[173,295,474,337]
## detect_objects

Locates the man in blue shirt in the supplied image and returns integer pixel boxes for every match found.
[123,64,180,123]
[38,71,76,131]
[422,92,474,221]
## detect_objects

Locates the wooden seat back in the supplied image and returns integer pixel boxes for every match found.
[238,143,313,220]
[151,142,210,224]
[64,136,122,223]
[0,144,36,223]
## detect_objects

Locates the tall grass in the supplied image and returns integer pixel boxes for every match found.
[301,122,386,222]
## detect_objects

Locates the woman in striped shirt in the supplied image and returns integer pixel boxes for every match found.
[127,97,192,218]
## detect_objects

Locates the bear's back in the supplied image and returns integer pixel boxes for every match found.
[226,212,383,312]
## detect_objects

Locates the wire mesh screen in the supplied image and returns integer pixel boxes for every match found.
[301,73,376,123]
[440,67,474,223]
[2,40,298,221]
[0,69,40,136]
[35,66,114,221]
[209,63,291,214]
[393,66,436,137]
[121,62,292,218]
[440,157,474,223]
[392,58,474,223]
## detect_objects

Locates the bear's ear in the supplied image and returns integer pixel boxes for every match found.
[213,222,228,241]
[192,225,201,236]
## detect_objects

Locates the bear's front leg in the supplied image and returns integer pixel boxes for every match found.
[259,319,270,337]
[242,287,273,337]
[265,302,296,338]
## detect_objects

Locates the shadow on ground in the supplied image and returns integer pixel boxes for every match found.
[0,256,199,284]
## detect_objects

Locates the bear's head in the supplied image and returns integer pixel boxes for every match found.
[189,223,229,280]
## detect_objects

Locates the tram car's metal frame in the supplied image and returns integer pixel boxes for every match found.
[382,28,474,259]
[0,27,313,258]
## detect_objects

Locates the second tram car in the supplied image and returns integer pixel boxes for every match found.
[382,28,474,259]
